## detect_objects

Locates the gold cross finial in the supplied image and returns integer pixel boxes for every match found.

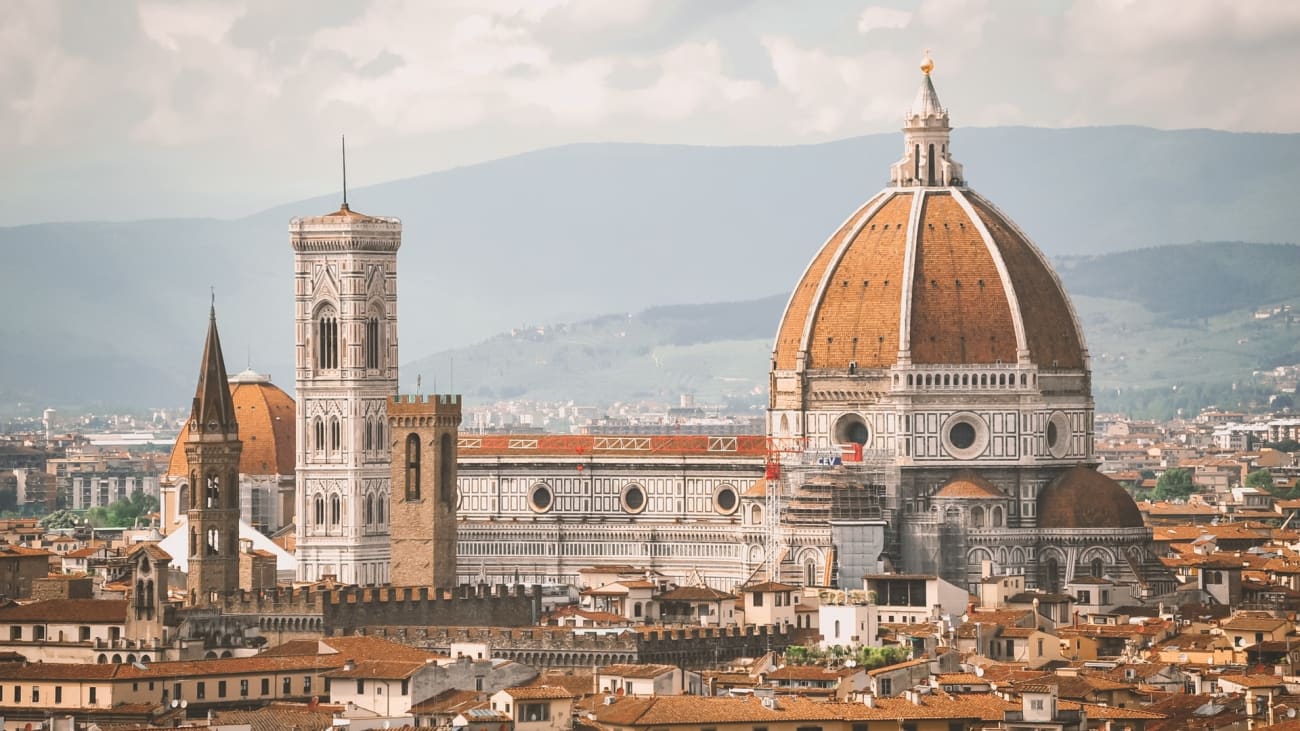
[921,49,934,75]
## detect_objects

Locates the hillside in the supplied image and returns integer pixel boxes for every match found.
[407,242,1300,417]
[2,127,1299,411]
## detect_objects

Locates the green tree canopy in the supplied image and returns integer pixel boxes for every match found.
[1152,468,1196,502]
[85,490,159,528]
[1245,469,1275,492]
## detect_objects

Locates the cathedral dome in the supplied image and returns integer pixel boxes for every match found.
[771,67,1085,375]
[166,373,295,478]
[934,470,1005,499]
[1037,466,1144,530]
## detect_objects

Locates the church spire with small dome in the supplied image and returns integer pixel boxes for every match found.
[890,51,964,187]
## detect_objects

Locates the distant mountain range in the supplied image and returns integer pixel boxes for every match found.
[2,127,1298,413]
[406,242,1300,417]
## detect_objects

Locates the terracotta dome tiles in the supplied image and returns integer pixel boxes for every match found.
[774,195,886,371]
[771,188,1087,374]
[967,194,1085,370]
[167,380,296,478]
[909,192,1017,365]
[804,192,912,369]
[1037,466,1144,530]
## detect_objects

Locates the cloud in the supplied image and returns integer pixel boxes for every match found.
[857,6,912,34]
[3,0,1300,225]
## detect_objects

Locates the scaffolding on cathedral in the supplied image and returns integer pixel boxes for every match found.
[760,439,898,587]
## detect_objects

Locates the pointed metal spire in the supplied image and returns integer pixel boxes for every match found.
[190,302,238,437]
[341,134,349,210]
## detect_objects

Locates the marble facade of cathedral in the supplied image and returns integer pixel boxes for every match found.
[453,57,1173,597]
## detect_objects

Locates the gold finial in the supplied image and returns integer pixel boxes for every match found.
[920,49,934,75]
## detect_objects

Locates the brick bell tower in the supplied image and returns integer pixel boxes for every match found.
[388,394,462,588]
[185,305,242,604]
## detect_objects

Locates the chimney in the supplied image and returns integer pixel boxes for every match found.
[863,694,875,708]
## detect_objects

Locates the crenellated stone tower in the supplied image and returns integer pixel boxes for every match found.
[291,198,401,585]
[388,394,462,588]
[185,306,243,604]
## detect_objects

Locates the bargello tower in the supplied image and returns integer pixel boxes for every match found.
[291,190,401,585]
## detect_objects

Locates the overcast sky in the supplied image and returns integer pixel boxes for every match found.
[3,0,1298,225]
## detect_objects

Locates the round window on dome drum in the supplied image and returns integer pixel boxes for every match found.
[949,422,976,450]
[833,413,871,445]
[529,484,552,513]
[940,412,990,460]
[622,484,647,514]
[1046,411,1072,459]
[714,485,738,515]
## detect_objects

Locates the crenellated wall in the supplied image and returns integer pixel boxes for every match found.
[351,623,806,669]
[216,583,540,635]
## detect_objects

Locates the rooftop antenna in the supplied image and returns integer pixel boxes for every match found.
[416,374,422,396]
[341,134,349,208]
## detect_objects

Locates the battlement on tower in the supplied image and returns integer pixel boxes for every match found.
[388,394,462,428]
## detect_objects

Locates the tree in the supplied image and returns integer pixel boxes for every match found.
[1246,469,1275,492]
[1151,468,1196,502]
[85,491,159,528]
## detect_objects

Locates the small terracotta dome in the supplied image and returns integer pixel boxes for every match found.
[167,373,295,478]
[935,470,1005,499]
[1037,466,1144,529]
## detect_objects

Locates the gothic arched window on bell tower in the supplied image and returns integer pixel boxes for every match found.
[205,474,220,508]
[330,417,341,454]
[365,313,381,370]
[439,432,453,505]
[330,494,342,526]
[927,143,936,186]
[314,418,325,454]
[316,306,339,370]
[313,495,325,528]
[405,433,421,500]
[206,528,219,555]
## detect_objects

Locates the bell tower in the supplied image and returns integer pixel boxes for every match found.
[184,306,242,604]
[388,394,462,588]
[291,161,402,585]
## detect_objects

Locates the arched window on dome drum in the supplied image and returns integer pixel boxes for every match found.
[971,506,985,528]
[439,433,454,504]
[330,495,341,526]
[927,143,936,185]
[365,316,380,370]
[317,309,338,370]
[405,434,421,500]
[992,506,1004,528]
